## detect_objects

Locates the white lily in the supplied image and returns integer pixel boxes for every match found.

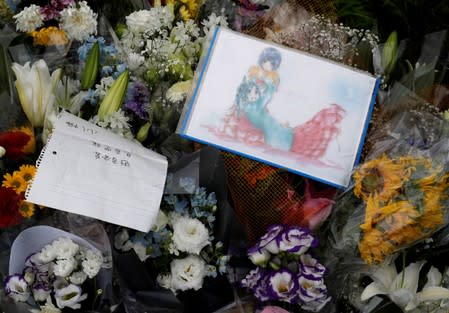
[361,258,449,312]
[11,60,62,127]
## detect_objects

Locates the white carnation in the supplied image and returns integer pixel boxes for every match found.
[53,258,77,277]
[81,249,103,278]
[126,52,145,71]
[69,271,87,285]
[172,216,210,255]
[126,7,173,35]
[59,1,97,41]
[38,244,57,263]
[52,238,79,260]
[170,255,206,291]
[13,5,44,33]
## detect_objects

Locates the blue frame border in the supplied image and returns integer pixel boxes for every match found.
[180,26,220,133]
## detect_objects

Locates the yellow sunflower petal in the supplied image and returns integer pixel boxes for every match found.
[17,164,36,182]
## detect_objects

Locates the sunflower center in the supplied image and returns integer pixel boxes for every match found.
[361,168,384,194]
[12,180,22,189]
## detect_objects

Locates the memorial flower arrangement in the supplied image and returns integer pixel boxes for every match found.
[241,224,330,312]
[115,177,229,293]
[12,0,97,46]
[4,236,104,311]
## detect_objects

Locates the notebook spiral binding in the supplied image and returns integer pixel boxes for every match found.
[25,131,54,200]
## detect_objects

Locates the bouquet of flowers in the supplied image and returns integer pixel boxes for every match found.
[4,232,105,311]
[241,224,330,312]
[114,177,229,293]
[12,0,97,47]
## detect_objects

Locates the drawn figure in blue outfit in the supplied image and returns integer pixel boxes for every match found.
[236,79,293,151]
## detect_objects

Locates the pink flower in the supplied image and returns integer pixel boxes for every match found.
[261,306,290,313]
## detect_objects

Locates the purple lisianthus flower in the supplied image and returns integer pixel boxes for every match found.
[4,274,30,302]
[258,224,284,254]
[267,269,299,303]
[253,271,271,302]
[241,267,266,290]
[124,81,150,120]
[297,276,330,312]
[300,254,326,280]
[248,246,270,267]
[278,226,317,255]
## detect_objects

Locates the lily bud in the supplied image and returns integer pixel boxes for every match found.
[97,69,129,119]
[381,31,398,76]
[136,122,151,143]
[80,42,100,90]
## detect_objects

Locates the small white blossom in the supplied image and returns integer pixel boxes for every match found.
[30,296,62,313]
[32,285,52,302]
[59,1,97,41]
[81,249,103,278]
[69,271,87,285]
[126,8,174,35]
[172,216,210,255]
[13,4,44,33]
[151,210,169,232]
[201,13,228,36]
[156,273,172,290]
[170,255,206,291]
[126,52,145,71]
[94,76,115,99]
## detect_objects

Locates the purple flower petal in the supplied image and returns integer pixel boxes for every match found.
[278,226,317,255]
[300,254,326,280]
[258,225,284,254]
[267,269,299,303]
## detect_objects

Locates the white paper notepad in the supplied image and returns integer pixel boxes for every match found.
[26,112,168,232]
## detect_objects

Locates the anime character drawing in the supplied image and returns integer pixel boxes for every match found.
[210,47,346,167]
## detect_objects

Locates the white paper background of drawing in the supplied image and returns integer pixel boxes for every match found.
[26,112,168,232]
[185,29,377,186]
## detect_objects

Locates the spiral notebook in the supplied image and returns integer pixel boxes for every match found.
[26,112,168,232]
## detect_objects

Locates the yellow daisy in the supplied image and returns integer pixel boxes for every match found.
[17,164,36,182]
[18,201,35,218]
[2,172,27,194]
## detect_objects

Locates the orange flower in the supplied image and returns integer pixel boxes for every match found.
[30,27,69,47]
[11,126,35,154]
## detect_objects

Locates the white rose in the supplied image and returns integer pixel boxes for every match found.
[52,238,79,260]
[126,10,153,33]
[53,258,77,277]
[172,216,210,255]
[170,255,206,291]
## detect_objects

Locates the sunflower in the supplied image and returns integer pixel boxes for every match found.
[11,126,35,154]
[17,164,36,182]
[167,0,201,20]
[359,228,395,265]
[30,27,69,47]
[353,155,408,202]
[2,172,27,194]
[18,201,35,218]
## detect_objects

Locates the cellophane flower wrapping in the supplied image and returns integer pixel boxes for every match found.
[322,28,449,312]
[222,0,378,244]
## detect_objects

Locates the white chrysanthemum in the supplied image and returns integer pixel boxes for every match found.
[170,255,206,291]
[201,13,228,36]
[53,258,77,277]
[172,216,210,255]
[52,237,79,260]
[59,1,97,41]
[69,271,87,285]
[13,4,44,33]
